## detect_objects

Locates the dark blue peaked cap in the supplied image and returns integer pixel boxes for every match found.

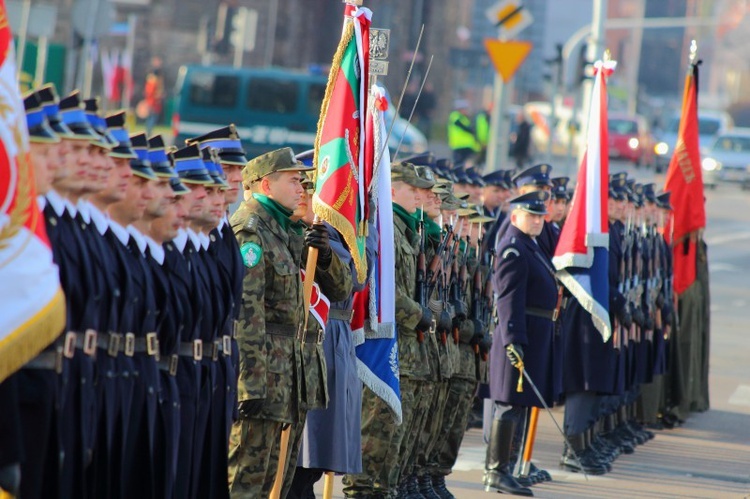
[656,191,672,210]
[465,167,486,187]
[483,170,513,189]
[509,190,550,215]
[512,163,554,187]
[187,124,247,166]
[295,149,315,167]
[551,176,570,199]
[401,152,436,169]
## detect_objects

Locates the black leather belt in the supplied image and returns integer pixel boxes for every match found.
[328,308,353,322]
[526,307,557,321]
[203,336,232,361]
[266,323,297,338]
[303,327,324,344]
[178,340,203,361]
[133,333,160,357]
[96,332,121,358]
[157,354,179,376]
[65,330,97,357]
[25,349,63,373]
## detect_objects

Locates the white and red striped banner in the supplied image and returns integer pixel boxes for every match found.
[300,269,330,329]
[0,2,65,383]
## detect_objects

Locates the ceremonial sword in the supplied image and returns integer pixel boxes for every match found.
[507,344,589,481]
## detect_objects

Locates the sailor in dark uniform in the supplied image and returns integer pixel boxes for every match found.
[107,131,161,498]
[481,169,514,255]
[485,191,560,496]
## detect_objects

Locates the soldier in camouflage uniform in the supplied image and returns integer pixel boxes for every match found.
[227,147,313,497]
[343,161,435,498]
[402,162,456,497]
[280,171,354,498]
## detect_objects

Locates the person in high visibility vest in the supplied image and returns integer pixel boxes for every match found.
[475,107,491,165]
[447,100,481,164]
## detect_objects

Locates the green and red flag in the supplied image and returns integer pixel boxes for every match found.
[664,57,705,294]
[313,4,371,283]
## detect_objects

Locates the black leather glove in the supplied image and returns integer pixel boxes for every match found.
[643,315,655,331]
[631,304,645,328]
[479,336,491,357]
[617,305,632,329]
[238,399,265,419]
[661,303,673,326]
[305,223,332,268]
[471,317,486,338]
[505,343,524,368]
[436,309,452,336]
[655,292,665,308]
[450,299,468,320]
[416,306,434,333]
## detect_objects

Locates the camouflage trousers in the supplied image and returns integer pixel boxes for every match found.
[227,416,284,498]
[342,378,418,497]
[414,380,452,476]
[433,377,478,475]
[400,380,436,478]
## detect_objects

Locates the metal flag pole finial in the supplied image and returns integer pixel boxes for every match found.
[602,48,611,63]
[689,39,698,64]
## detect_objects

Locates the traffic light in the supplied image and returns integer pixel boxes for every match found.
[213,2,237,54]
[576,44,594,85]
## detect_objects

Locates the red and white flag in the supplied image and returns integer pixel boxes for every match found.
[0,2,65,383]
[300,269,330,329]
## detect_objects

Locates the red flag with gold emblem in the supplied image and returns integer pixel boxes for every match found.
[0,1,65,383]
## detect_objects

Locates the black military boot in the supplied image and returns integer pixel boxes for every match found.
[431,474,456,499]
[417,474,441,499]
[559,433,608,475]
[585,428,612,471]
[484,418,533,496]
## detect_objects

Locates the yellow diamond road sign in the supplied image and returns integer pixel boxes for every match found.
[484,39,533,83]
[486,0,533,39]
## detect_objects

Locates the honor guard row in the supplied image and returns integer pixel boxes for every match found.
[14,83,251,499]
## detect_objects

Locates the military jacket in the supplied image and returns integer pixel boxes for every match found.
[393,213,430,379]
[231,197,305,423]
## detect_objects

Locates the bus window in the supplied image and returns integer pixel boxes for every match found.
[188,72,239,108]
[246,78,299,114]
[307,83,326,115]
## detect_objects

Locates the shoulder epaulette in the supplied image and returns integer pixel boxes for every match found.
[502,247,520,259]
[244,214,259,232]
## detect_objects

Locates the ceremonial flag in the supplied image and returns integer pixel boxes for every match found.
[664,59,705,295]
[552,59,615,341]
[0,3,65,383]
[353,84,401,423]
[313,5,371,283]
[300,269,331,329]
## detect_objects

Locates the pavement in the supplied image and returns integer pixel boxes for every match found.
[312,159,750,498]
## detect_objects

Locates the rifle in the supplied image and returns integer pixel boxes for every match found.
[415,208,427,343]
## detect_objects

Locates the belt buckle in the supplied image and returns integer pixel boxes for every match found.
[552,309,559,322]
[193,339,203,361]
[108,333,122,358]
[169,354,179,376]
[316,327,324,344]
[124,333,135,357]
[232,319,239,338]
[146,332,159,357]
[64,332,76,359]
[212,340,220,361]
[84,329,97,356]
[222,335,231,356]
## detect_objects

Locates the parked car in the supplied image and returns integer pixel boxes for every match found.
[654,110,733,172]
[607,114,655,167]
[700,128,750,188]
